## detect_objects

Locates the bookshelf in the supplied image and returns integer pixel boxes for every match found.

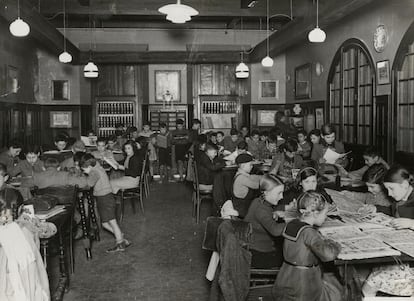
[96,99,135,137]
[149,108,187,131]
[200,95,238,134]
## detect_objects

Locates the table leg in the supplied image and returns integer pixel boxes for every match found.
[52,228,68,301]
[40,239,48,269]
[78,192,92,260]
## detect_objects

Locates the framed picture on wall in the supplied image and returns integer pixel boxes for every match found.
[257,110,278,126]
[295,63,312,99]
[259,80,279,100]
[50,111,72,128]
[377,60,390,85]
[155,70,181,102]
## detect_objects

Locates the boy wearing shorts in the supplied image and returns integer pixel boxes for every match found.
[80,154,130,253]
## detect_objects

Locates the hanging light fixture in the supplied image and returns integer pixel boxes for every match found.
[9,0,30,37]
[158,0,198,24]
[261,0,274,67]
[84,13,98,78]
[308,0,326,43]
[59,0,72,63]
[236,52,249,79]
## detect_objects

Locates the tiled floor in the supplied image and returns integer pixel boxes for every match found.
[64,181,211,301]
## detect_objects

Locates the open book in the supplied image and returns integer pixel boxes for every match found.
[323,148,351,164]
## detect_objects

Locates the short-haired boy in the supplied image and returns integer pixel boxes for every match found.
[346,147,389,180]
[80,154,130,253]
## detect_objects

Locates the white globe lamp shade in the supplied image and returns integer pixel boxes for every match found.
[261,56,274,67]
[84,62,99,78]
[59,51,72,63]
[158,1,198,23]
[166,13,191,24]
[9,18,30,37]
[235,62,249,79]
[308,26,326,43]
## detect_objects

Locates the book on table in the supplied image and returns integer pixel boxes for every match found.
[35,205,67,221]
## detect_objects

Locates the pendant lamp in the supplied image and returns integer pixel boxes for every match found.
[236,52,249,79]
[59,0,72,63]
[9,0,30,37]
[261,0,273,67]
[308,0,326,43]
[158,0,198,24]
[84,14,98,78]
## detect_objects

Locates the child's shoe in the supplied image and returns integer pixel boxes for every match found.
[106,243,125,253]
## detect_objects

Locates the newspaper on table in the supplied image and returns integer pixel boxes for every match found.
[364,228,414,258]
[319,220,401,260]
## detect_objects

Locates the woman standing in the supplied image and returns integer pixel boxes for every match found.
[110,140,144,194]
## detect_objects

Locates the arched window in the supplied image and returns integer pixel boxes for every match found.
[396,40,414,153]
[328,39,375,145]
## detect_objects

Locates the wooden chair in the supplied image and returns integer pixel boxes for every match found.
[118,152,147,223]
[143,149,151,198]
[191,156,213,224]
[33,185,79,273]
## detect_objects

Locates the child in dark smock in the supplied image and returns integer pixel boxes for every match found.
[273,191,344,301]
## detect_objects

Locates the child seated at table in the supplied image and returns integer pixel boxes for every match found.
[80,154,131,253]
[0,163,23,209]
[361,165,414,297]
[110,140,143,194]
[196,143,225,191]
[273,191,343,301]
[91,137,118,169]
[138,122,154,138]
[60,140,86,171]
[0,140,22,173]
[209,132,217,145]
[311,124,348,168]
[346,147,389,180]
[282,167,333,209]
[270,139,304,179]
[53,134,69,152]
[309,129,321,145]
[247,130,266,160]
[244,174,286,268]
[223,129,243,153]
[232,154,262,218]
[297,130,311,159]
[33,158,87,189]
[9,145,45,177]
[216,131,225,149]
[341,163,392,210]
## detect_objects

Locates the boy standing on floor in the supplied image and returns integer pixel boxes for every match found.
[171,119,189,181]
[80,154,131,253]
[157,122,172,182]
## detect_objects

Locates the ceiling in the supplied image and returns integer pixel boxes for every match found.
[28,0,300,30]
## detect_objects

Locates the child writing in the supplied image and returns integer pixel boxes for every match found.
[80,154,131,253]
[273,191,343,301]
[362,165,414,297]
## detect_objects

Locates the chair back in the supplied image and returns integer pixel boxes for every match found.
[33,185,78,206]
[192,157,200,192]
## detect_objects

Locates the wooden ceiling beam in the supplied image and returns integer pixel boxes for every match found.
[1,0,80,62]
[78,51,248,64]
[249,0,379,62]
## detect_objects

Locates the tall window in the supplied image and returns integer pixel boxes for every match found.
[328,40,375,145]
[397,42,414,153]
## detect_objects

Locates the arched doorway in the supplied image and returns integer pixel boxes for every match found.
[327,39,375,148]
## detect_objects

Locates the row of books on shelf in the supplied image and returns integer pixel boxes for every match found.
[202,101,237,114]
[98,129,118,137]
[97,102,134,115]
[97,116,134,128]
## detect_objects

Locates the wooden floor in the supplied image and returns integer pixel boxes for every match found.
[64,181,212,301]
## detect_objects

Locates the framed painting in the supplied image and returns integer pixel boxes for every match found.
[50,111,72,128]
[377,60,390,85]
[155,70,181,102]
[295,63,312,99]
[259,80,279,100]
[257,110,278,126]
